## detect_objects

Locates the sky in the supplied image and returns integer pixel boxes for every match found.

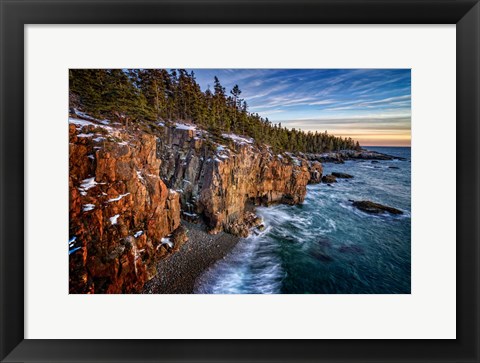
[188,69,411,147]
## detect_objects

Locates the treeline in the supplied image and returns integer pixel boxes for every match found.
[69,69,360,153]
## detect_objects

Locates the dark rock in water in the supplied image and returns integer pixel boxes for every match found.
[257,224,266,231]
[338,245,364,254]
[327,183,333,187]
[332,172,354,179]
[351,200,403,215]
[322,174,337,183]
[371,160,379,164]
[317,237,331,248]
[388,166,400,169]
[310,250,334,262]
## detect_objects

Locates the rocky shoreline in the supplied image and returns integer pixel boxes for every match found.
[303,149,406,164]
[68,113,322,293]
[143,221,240,294]
[68,111,405,294]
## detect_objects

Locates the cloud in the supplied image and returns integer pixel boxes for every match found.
[278,115,411,133]
[188,68,411,145]
[307,99,338,106]
[254,109,285,115]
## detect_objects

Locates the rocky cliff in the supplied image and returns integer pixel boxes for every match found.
[157,125,320,237]
[69,120,182,293]
[69,115,323,293]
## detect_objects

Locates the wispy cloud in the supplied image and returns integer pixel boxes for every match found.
[189,68,411,146]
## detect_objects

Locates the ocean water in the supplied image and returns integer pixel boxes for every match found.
[195,147,411,294]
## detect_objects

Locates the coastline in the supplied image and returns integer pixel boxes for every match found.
[143,221,240,294]
[143,150,407,294]
[183,148,411,294]
[68,115,408,294]
[67,69,411,294]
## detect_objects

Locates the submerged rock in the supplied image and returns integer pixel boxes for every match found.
[338,245,364,254]
[351,200,403,215]
[317,237,331,248]
[310,250,334,262]
[331,172,353,179]
[388,166,400,169]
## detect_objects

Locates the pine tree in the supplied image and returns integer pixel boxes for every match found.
[230,84,242,132]
[69,68,361,154]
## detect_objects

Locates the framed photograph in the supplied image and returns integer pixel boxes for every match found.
[1,0,479,362]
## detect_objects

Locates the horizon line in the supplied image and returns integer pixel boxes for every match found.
[362,145,411,147]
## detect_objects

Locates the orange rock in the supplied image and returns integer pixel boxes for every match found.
[69,125,181,294]
[70,122,323,293]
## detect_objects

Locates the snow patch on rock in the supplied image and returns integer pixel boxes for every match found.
[109,214,120,225]
[82,204,95,212]
[222,133,253,144]
[175,123,196,131]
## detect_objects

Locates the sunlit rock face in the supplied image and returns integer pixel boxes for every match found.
[69,122,180,294]
[157,126,319,236]
[69,119,322,293]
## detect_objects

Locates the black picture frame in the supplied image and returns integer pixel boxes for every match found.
[1,0,479,362]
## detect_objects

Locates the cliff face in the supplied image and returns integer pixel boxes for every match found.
[157,126,318,237]
[69,117,322,293]
[69,121,181,293]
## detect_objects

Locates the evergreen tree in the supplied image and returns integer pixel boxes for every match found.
[69,69,361,154]
[230,84,242,132]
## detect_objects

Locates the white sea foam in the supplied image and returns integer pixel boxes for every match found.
[195,224,282,294]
